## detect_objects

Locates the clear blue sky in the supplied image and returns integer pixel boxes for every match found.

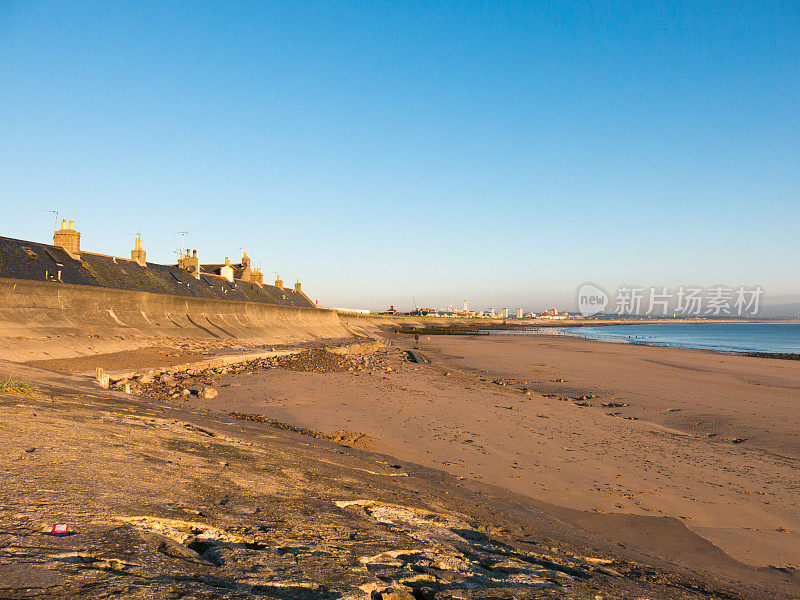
[1,2,798,311]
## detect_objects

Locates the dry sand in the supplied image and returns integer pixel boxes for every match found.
[205,333,800,569]
[27,346,209,373]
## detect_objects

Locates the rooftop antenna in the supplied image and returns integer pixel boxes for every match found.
[42,209,59,231]
[176,231,189,254]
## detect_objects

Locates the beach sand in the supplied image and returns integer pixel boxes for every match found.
[7,354,798,599]
[206,333,800,569]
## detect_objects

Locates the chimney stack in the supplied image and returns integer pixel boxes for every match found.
[53,219,80,255]
[131,236,146,266]
[240,252,252,282]
[294,278,302,293]
[275,275,283,290]
[178,249,200,278]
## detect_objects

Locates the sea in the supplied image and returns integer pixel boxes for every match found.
[487,322,800,355]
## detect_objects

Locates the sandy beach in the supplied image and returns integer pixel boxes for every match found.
[5,329,799,598]
[10,329,800,598]
[196,333,800,569]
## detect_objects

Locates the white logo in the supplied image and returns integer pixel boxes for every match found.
[578,283,609,316]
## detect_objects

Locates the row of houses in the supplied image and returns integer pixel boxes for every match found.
[51,219,303,294]
[0,219,314,308]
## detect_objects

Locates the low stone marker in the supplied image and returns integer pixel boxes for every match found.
[95,367,109,389]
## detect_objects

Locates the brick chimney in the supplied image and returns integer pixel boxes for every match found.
[240,252,252,282]
[274,274,283,290]
[178,249,200,278]
[131,236,146,266]
[53,219,80,255]
[294,278,302,293]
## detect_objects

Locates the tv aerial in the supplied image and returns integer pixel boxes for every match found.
[42,209,59,231]
[176,231,189,254]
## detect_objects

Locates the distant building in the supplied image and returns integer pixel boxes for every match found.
[516,307,523,319]
[540,308,568,320]
[502,307,509,319]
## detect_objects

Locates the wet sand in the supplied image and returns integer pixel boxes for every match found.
[206,334,800,569]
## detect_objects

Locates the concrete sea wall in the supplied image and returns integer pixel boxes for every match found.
[0,278,350,362]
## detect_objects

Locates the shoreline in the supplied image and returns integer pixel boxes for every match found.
[409,322,800,360]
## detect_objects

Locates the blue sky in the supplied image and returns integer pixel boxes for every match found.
[1,2,798,311]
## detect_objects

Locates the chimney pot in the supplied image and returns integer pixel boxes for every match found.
[53,219,80,254]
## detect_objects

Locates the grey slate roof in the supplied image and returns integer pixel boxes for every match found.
[0,235,315,309]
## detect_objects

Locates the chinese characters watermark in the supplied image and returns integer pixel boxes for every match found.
[577,284,762,317]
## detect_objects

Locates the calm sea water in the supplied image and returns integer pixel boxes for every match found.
[492,323,800,354]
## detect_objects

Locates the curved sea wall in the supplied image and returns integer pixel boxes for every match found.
[0,278,350,362]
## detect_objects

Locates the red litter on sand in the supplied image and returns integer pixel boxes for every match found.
[52,523,69,536]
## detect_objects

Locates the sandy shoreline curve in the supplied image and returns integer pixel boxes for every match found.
[7,329,799,598]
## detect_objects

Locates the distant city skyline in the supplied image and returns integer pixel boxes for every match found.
[2,2,798,311]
